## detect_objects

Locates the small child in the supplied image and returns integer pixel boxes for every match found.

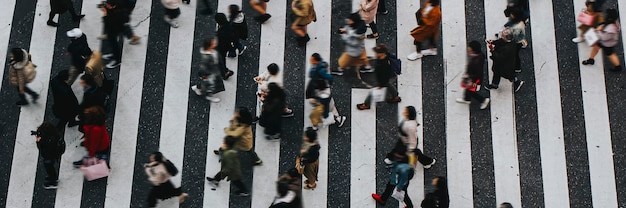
[191,70,221,102]
[162,0,182,28]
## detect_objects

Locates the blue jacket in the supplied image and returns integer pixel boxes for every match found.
[309,62,333,82]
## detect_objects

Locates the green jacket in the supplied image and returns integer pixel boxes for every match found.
[221,149,242,181]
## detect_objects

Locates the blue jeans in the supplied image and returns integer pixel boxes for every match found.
[390,163,412,190]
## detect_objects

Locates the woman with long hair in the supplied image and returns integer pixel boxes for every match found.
[73,106,110,167]
[145,152,188,207]
[259,83,286,140]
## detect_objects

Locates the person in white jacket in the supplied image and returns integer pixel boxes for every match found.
[162,0,182,28]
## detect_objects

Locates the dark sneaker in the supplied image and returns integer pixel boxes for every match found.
[485,84,498,90]
[282,109,294,117]
[223,70,234,80]
[213,150,219,155]
[514,69,522,73]
[254,160,263,166]
[47,20,59,27]
[43,182,58,190]
[206,177,219,188]
[514,81,525,92]
[582,59,595,65]
[72,14,85,21]
[366,34,379,39]
[359,66,374,73]
[379,10,389,15]
[330,69,344,75]
[15,100,28,106]
[238,192,250,197]
[31,94,39,103]
[386,96,401,103]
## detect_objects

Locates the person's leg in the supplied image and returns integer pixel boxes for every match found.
[107,31,122,62]
[608,53,621,67]
[329,98,339,117]
[164,180,182,198]
[48,11,56,23]
[43,159,58,182]
[359,49,370,68]
[414,40,422,52]
[386,81,399,98]
[24,86,39,97]
[248,150,261,162]
[250,0,266,14]
[363,93,373,106]
[403,182,413,208]
[588,45,601,59]
[414,149,434,165]
[369,21,378,35]
[491,73,502,87]
[379,183,395,201]
[147,186,159,208]
[213,172,224,181]
[233,180,248,193]
[463,89,472,101]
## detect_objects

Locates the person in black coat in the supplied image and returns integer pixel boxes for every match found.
[51,70,80,129]
[421,176,449,208]
[102,0,131,69]
[215,13,236,80]
[269,180,297,208]
[35,121,65,189]
[228,5,248,57]
[47,0,85,27]
[356,44,401,110]
[66,28,93,85]
[485,31,524,92]
[79,74,107,110]
[259,83,286,140]
[456,41,490,109]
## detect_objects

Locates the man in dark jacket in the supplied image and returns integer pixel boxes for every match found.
[35,121,65,189]
[356,44,401,110]
[66,28,93,85]
[102,0,131,69]
[47,0,85,27]
[486,31,524,92]
[51,70,80,129]
[456,41,490,109]
[215,13,236,80]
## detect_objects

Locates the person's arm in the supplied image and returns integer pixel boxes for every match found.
[405,122,418,151]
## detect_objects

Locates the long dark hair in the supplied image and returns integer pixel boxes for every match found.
[83,106,106,125]
[37,121,60,139]
[150,152,164,163]
[10,48,24,62]
[228,4,241,21]
[405,106,417,120]
[236,107,253,125]
[604,8,619,24]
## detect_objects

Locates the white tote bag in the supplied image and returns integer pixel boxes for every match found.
[372,87,387,103]
[584,29,599,46]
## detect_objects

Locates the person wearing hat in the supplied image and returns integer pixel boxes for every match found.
[66,28,93,85]
[331,12,372,76]
[356,44,401,110]
[47,0,85,27]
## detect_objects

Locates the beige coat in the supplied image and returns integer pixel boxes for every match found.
[224,119,254,151]
[359,0,379,24]
[292,0,316,26]
[85,51,105,87]
[8,49,32,92]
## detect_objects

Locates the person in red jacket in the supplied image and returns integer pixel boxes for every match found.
[73,106,111,167]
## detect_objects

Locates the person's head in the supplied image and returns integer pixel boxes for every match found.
[499,202,513,208]
[373,43,388,59]
[468,40,482,54]
[105,0,119,9]
[9,48,23,62]
[56,70,70,83]
[83,106,106,125]
[224,136,237,149]
[236,107,253,125]
[432,176,447,190]
[268,82,282,93]
[215,13,229,25]
[203,37,217,50]
[37,121,59,138]
[429,0,440,6]
[276,180,290,197]
[310,53,322,65]
[67,28,83,39]
[150,152,164,163]
[403,106,417,120]
[304,127,318,142]
[228,4,241,16]
[79,74,96,88]
[605,9,619,23]
[286,168,300,178]
[347,12,361,26]
[267,63,279,75]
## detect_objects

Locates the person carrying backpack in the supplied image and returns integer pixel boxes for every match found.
[356,44,401,110]
[145,152,188,207]
[35,121,65,189]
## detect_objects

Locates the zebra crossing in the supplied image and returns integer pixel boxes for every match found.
[0,0,625,207]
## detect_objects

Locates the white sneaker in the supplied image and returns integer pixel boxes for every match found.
[102,54,113,60]
[420,49,437,56]
[455,98,471,104]
[480,98,491,110]
[572,37,584,43]
[406,52,423,61]
[164,16,179,28]
[191,85,203,96]
[384,158,393,165]
[105,60,121,68]
[205,96,221,102]
[423,159,436,169]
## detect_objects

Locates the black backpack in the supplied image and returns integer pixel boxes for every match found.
[164,160,179,176]
[55,137,66,156]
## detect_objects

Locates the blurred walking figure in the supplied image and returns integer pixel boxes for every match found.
[331,13,372,76]
[456,41,490,109]
[191,38,225,102]
[485,29,525,92]
[73,106,111,167]
[162,0,182,28]
[421,176,450,208]
[277,168,303,207]
[582,8,622,71]
[372,142,415,207]
[8,48,39,106]
[145,152,188,207]
[215,107,263,165]
[35,121,65,189]
[407,0,441,60]
[572,0,605,43]
[384,106,436,168]
[50,70,80,129]
[101,0,131,68]
[215,13,236,80]
[360,0,379,39]
[269,180,298,207]
[291,0,316,46]
[356,44,401,110]
[259,83,287,140]
[251,0,271,23]
[299,128,320,190]
[254,63,294,117]
[47,0,85,27]
[66,28,93,85]
[206,136,250,196]
[228,5,249,57]
[501,7,526,72]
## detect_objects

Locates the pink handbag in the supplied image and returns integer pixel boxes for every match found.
[81,158,109,181]
[577,9,595,26]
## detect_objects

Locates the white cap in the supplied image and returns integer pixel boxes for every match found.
[66,28,83,38]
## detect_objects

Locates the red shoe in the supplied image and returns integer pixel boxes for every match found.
[371,193,385,204]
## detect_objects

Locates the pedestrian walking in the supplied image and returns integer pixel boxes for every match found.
[572,1,605,43]
[251,0,271,23]
[388,106,436,169]
[34,121,65,189]
[331,13,372,76]
[504,0,529,25]
[582,8,622,71]
[8,48,39,106]
[360,0,379,39]
[206,136,250,196]
[356,44,401,110]
[501,7,526,72]
[277,168,302,208]
[305,53,333,99]
[50,70,80,129]
[145,152,188,207]
[372,142,415,207]
[254,63,294,117]
[101,0,131,68]
[191,38,226,102]
[269,180,298,207]
[215,107,263,166]
[299,128,320,190]
[259,83,286,140]
[228,4,248,57]
[456,41,490,109]
[421,176,449,208]
[162,0,182,28]
[215,13,236,80]
[291,0,316,46]
[309,79,347,129]
[73,106,111,167]
[485,29,525,92]
[66,28,93,85]
[407,0,441,61]
[47,0,85,27]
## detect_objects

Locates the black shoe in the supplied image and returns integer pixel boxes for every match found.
[31,94,39,103]
[47,20,59,27]
[213,150,219,155]
[611,66,623,72]
[330,69,344,75]
[366,34,379,39]
[514,80,525,92]
[260,14,271,23]
[359,66,374,73]
[379,10,389,15]
[72,14,85,21]
[15,100,28,106]
[253,160,263,166]
[43,182,58,190]
[252,116,259,124]
[206,177,219,188]
[485,84,498,90]
[582,59,595,65]
[223,70,234,80]
[68,120,79,127]
[282,109,294,117]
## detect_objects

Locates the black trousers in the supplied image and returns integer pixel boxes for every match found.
[147,180,182,207]
[377,0,386,12]
[463,89,485,103]
[491,73,517,86]
[414,36,437,52]
[213,172,248,193]
[380,183,414,208]
[17,86,38,101]
[43,158,59,182]
[106,30,122,62]
[217,48,230,77]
